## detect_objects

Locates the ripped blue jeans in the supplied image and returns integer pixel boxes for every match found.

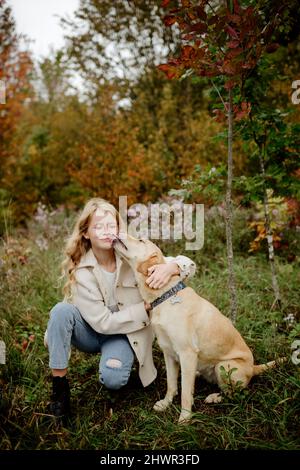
[46,302,135,390]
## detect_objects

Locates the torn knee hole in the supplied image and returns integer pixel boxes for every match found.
[106,358,122,368]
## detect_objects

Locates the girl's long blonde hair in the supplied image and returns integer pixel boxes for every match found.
[61,198,123,300]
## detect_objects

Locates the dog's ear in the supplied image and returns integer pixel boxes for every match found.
[137,252,159,276]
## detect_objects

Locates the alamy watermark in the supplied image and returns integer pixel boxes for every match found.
[0,340,6,365]
[0,80,6,104]
[116,196,204,251]
[291,340,300,365]
[291,80,300,105]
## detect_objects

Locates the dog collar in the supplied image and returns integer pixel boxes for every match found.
[150,281,186,310]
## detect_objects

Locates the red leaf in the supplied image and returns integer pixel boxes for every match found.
[220,61,237,75]
[227,14,241,24]
[228,40,240,49]
[164,15,177,26]
[213,109,225,122]
[233,0,242,14]
[181,45,196,60]
[204,69,220,78]
[161,0,171,8]
[158,64,178,79]
[182,33,195,40]
[227,25,239,39]
[169,58,181,66]
[189,22,207,34]
[213,108,226,122]
[241,101,251,111]
[234,101,251,121]
[178,20,188,31]
[187,10,197,21]
[226,47,243,59]
[22,340,28,352]
[245,6,255,17]
[224,80,236,90]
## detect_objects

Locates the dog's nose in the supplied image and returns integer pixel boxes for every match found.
[112,236,128,250]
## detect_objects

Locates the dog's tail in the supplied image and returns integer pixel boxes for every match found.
[252,357,286,376]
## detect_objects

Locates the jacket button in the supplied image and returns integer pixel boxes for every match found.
[142,321,147,327]
[133,341,138,345]
[118,302,123,306]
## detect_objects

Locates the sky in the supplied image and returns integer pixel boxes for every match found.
[8,0,79,60]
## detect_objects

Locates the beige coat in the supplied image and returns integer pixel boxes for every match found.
[53,249,196,387]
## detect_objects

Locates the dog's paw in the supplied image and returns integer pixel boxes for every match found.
[178,410,192,425]
[153,398,171,412]
[204,393,222,404]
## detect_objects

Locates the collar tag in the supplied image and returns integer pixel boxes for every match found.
[170,295,183,304]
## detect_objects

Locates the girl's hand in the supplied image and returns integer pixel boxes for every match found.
[145,263,180,289]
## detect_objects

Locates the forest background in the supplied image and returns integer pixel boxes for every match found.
[0,0,299,451]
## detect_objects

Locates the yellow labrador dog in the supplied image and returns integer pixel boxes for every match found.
[113,235,281,423]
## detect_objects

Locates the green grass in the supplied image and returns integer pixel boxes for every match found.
[0,211,299,450]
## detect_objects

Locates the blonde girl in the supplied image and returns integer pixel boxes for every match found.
[45,198,196,417]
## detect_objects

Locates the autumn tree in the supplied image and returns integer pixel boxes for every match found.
[62,1,229,202]
[1,48,81,221]
[0,0,32,227]
[238,53,300,306]
[159,0,286,321]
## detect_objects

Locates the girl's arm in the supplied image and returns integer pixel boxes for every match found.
[164,254,196,281]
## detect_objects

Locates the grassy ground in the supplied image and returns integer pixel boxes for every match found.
[0,208,299,450]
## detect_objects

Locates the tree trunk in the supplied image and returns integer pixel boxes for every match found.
[258,149,281,309]
[225,89,238,323]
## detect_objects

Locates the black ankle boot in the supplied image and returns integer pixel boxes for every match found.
[49,376,70,418]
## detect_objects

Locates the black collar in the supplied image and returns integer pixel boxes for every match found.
[150,281,186,310]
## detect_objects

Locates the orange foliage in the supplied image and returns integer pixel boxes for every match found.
[66,96,154,207]
[0,1,33,187]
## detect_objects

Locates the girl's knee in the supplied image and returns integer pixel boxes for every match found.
[100,358,131,390]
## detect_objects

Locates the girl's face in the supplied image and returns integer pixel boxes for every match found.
[85,209,118,251]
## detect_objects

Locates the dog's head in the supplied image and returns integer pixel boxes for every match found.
[113,234,165,288]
